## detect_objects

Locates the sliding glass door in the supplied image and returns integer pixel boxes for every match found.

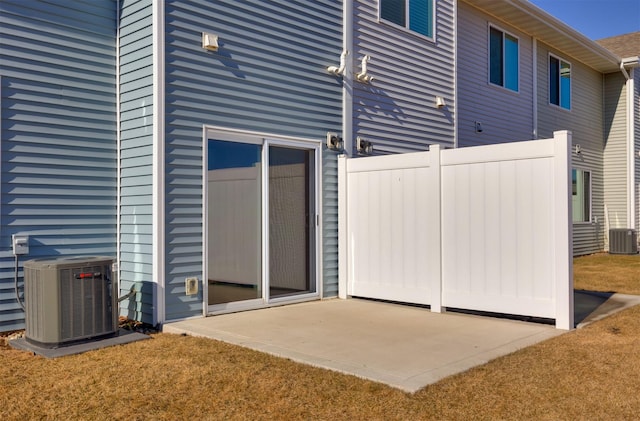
[268,146,316,298]
[207,140,262,306]
[207,134,318,310]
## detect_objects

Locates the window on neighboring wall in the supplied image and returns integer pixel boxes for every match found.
[549,55,571,109]
[380,0,434,38]
[489,26,519,92]
[572,169,591,223]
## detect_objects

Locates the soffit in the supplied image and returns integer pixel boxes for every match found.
[462,0,621,73]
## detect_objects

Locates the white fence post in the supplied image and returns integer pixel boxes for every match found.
[338,154,348,299]
[430,145,442,313]
[553,130,574,330]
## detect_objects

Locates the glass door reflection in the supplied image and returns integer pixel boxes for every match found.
[207,139,262,305]
[268,146,316,298]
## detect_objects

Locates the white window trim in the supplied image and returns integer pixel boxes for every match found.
[378,0,436,42]
[487,23,520,93]
[572,167,592,225]
[548,53,572,111]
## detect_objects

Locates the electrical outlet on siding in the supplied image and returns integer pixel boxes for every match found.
[185,277,199,295]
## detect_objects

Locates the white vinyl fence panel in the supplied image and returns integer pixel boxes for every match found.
[339,132,574,329]
[340,152,442,308]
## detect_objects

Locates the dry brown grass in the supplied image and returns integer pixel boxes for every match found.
[1,253,638,420]
[574,253,640,294]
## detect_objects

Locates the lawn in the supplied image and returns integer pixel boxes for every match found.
[1,253,639,420]
[573,253,640,295]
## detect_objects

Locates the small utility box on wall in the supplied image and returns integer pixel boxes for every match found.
[609,229,638,254]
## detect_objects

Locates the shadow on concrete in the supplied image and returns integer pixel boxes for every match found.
[574,290,640,328]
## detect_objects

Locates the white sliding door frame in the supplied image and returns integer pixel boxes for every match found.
[203,126,321,315]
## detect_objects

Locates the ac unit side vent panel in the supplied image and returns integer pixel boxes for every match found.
[24,256,117,348]
[609,229,638,255]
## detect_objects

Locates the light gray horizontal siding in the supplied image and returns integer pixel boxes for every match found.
[0,0,117,332]
[536,42,605,256]
[456,2,535,147]
[352,0,456,154]
[118,0,154,323]
[164,0,342,320]
[603,72,628,238]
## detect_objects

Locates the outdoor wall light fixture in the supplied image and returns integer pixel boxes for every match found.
[356,136,373,155]
[355,55,373,83]
[435,96,446,108]
[574,144,582,155]
[202,32,219,51]
[326,132,344,150]
[327,49,349,75]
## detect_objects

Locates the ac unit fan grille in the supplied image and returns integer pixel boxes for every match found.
[609,229,638,255]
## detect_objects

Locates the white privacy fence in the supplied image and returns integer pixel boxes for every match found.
[338,131,574,329]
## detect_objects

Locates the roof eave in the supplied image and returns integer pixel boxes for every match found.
[462,0,621,73]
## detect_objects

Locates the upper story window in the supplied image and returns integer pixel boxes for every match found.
[549,55,571,110]
[380,0,434,38]
[489,26,519,92]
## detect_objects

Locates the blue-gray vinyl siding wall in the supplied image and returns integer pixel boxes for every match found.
[164,0,342,320]
[456,1,535,147]
[0,0,117,332]
[352,0,456,153]
[119,0,155,324]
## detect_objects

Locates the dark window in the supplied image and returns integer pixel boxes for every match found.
[489,27,519,92]
[380,0,434,38]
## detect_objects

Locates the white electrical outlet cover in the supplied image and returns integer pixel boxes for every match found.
[185,277,199,295]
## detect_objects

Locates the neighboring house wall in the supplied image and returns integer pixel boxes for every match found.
[0,0,117,331]
[536,42,605,255]
[603,72,628,235]
[163,0,343,320]
[456,2,608,256]
[352,0,456,154]
[456,2,535,147]
[118,0,155,324]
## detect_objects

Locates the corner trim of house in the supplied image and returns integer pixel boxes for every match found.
[115,0,122,302]
[152,0,166,325]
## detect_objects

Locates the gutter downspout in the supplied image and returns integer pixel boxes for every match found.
[621,57,639,230]
[453,0,458,148]
[337,1,353,300]
[630,67,636,231]
[532,37,538,139]
[343,0,354,156]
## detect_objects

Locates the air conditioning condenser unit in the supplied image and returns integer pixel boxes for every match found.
[24,256,117,348]
[609,229,638,255]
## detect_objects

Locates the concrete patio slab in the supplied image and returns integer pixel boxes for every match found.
[164,299,564,393]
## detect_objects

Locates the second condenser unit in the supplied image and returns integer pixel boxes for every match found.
[609,229,638,255]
